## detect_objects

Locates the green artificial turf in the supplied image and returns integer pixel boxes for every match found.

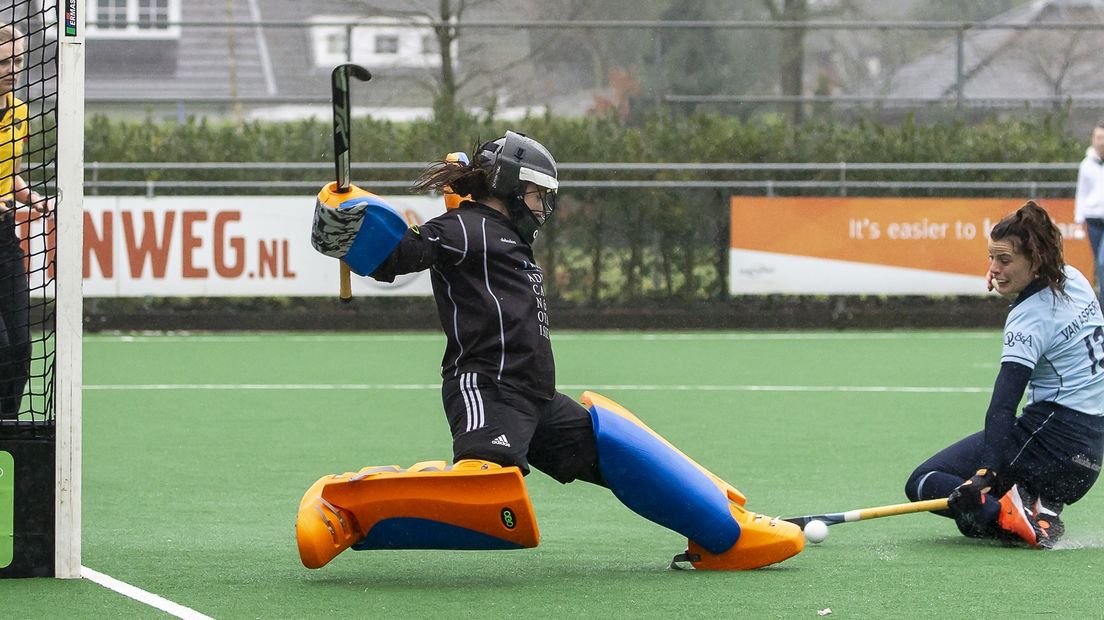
[2,331,1102,619]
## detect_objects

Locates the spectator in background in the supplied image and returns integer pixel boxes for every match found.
[1074,121,1104,304]
[0,24,53,419]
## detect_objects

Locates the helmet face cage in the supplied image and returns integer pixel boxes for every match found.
[531,186,556,224]
[517,166,558,224]
[477,131,558,244]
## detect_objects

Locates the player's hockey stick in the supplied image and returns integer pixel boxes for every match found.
[330,63,372,302]
[782,498,949,528]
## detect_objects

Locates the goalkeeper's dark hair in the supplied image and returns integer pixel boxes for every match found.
[990,200,1067,298]
[412,152,490,201]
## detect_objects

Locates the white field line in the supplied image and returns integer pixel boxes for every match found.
[81,566,213,620]
[83,383,991,394]
[84,331,997,343]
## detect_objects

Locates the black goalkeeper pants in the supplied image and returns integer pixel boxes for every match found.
[0,248,30,419]
[442,372,605,486]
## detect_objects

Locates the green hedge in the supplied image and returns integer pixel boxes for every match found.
[84,112,1083,182]
[82,112,1086,303]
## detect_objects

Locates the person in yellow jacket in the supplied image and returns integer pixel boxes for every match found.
[0,24,53,419]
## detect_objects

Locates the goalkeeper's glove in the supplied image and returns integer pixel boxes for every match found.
[947,468,996,512]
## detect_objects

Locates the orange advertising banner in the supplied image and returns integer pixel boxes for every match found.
[729,197,1094,295]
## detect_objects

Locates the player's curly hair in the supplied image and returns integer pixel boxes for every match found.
[411,146,490,201]
[990,200,1067,298]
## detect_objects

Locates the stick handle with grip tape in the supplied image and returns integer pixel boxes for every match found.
[782,498,949,528]
[331,64,372,302]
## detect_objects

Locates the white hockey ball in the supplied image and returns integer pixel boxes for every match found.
[804,520,829,544]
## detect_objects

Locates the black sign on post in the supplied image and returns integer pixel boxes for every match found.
[0,427,55,578]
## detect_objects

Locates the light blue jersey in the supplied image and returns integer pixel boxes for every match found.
[1001,266,1104,416]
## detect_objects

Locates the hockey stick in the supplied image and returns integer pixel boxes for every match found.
[782,498,949,528]
[330,63,372,302]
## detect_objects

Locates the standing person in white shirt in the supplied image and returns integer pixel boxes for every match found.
[905,201,1104,549]
[1074,122,1104,303]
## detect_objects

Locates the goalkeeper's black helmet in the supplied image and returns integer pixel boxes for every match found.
[475,131,558,244]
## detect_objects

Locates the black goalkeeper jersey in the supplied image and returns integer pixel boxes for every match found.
[371,201,555,399]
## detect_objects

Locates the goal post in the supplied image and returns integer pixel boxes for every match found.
[0,0,83,580]
[55,0,84,580]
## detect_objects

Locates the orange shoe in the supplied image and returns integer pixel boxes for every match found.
[296,476,364,569]
[1035,516,1063,549]
[1034,497,1065,549]
[670,504,804,570]
[997,485,1050,548]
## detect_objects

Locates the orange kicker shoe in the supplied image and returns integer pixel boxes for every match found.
[672,503,805,570]
[996,484,1048,548]
[296,474,365,569]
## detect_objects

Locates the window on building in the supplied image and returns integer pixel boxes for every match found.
[421,34,438,54]
[326,32,346,57]
[136,0,171,29]
[311,16,455,69]
[90,0,181,37]
[374,35,399,55]
[95,0,128,29]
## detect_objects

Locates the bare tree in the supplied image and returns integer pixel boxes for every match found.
[355,0,497,120]
[1011,23,1104,103]
[758,0,872,123]
[427,0,466,118]
[907,3,1104,109]
[535,0,669,90]
[761,0,808,124]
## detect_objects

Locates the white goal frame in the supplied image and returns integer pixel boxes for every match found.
[54,0,84,580]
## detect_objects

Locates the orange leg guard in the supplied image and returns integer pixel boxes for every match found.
[295,460,539,569]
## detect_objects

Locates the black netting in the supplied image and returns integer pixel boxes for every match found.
[0,1,57,437]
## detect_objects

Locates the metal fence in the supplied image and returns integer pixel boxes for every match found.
[83,161,1080,198]
[79,17,1104,119]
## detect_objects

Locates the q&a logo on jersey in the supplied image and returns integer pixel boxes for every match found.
[1004,331,1033,348]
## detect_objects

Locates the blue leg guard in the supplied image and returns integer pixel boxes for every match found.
[582,392,804,569]
[585,393,740,553]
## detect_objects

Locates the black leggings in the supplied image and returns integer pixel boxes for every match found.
[0,249,29,419]
[905,403,1104,509]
